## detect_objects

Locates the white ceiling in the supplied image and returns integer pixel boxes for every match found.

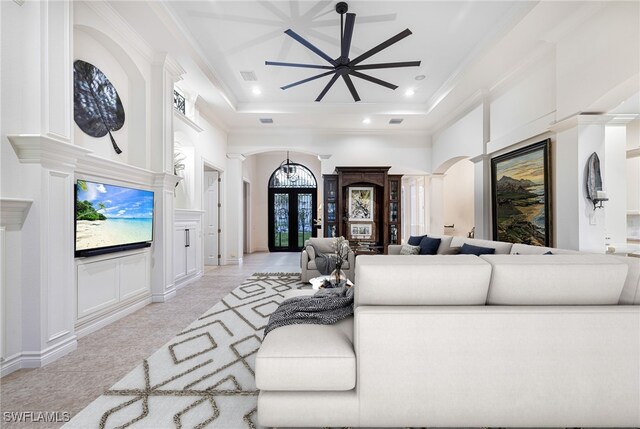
[109,1,606,132]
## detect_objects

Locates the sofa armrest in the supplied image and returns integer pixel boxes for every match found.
[300,249,310,269]
[388,244,402,255]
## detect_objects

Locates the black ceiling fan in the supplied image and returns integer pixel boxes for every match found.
[265,2,421,102]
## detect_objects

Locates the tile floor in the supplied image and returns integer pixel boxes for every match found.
[0,252,300,429]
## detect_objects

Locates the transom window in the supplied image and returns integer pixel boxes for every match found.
[268,163,316,188]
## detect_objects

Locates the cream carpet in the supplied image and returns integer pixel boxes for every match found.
[64,273,308,429]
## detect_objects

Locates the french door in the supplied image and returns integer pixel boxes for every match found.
[268,190,316,252]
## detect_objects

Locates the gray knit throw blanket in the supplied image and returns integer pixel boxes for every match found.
[264,286,354,336]
[314,251,337,275]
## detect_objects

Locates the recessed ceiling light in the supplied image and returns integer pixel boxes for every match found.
[389,118,404,124]
[252,87,262,95]
[405,88,415,97]
[415,74,426,81]
[259,118,273,124]
[362,118,371,124]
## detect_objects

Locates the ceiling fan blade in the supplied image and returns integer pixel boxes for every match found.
[349,29,413,66]
[342,74,361,102]
[285,29,337,66]
[341,13,356,59]
[349,70,398,90]
[266,61,334,70]
[315,73,341,102]
[281,70,336,90]
[352,60,421,70]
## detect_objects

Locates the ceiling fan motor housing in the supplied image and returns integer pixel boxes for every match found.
[336,2,349,15]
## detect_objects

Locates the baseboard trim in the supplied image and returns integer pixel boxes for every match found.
[1,336,77,377]
[175,271,202,290]
[75,295,152,338]
[151,288,176,303]
[226,258,243,265]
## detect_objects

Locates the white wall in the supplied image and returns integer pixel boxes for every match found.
[246,151,321,252]
[442,159,475,237]
[229,132,431,176]
[431,105,484,172]
[604,126,628,245]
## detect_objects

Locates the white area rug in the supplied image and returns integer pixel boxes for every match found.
[64,273,308,429]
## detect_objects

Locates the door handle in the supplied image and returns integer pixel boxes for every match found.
[185,229,190,247]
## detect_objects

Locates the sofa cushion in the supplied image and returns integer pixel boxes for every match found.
[459,243,496,256]
[481,255,628,305]
[305,245,316,260]
[355,255,492,306]
[419,236,441,255]
[451,237,513,254]
[256,316,355,391]
[400,244,420,255]
[510,243,581,255]
[308,257,351,270]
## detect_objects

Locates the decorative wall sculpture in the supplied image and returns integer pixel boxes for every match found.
[73,60,125,154]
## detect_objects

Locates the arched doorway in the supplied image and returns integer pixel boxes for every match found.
[268,163,317,252]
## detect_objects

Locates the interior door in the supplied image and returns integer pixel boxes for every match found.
[204,171,219,265]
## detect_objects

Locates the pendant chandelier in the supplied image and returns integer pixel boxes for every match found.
[280,151,298,182]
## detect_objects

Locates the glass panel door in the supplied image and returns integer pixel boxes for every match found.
[297,193,313,248]
[273,193,289,249]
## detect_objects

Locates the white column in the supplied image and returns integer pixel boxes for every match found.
[605,121,632,246]
[7,136,91,370]
[470,154,491,239]
[225,154,245,265]
[551,114,632,252]
[149,54,184,302]
[428,174,445,235]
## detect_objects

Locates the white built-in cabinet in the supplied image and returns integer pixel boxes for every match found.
[174,210,204,288]
[75,249,151,335]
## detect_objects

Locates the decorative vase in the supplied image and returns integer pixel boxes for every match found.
[331,268,347,285]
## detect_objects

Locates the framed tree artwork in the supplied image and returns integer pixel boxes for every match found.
[348,187,374,221]
[491,139,552,246]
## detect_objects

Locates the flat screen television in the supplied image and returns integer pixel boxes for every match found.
[75,180,154,257]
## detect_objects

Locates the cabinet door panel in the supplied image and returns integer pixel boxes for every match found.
[174,226,187,280]
[186,226,197,275]
[120,253,150,300]
[77,259,119,319]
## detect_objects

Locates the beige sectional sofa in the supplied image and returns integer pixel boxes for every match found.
[257,239,640,428]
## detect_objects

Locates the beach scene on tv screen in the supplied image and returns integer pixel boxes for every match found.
[76,180,153,251]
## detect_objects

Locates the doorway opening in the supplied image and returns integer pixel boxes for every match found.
[267,163,317,252]
[244,180,250,254]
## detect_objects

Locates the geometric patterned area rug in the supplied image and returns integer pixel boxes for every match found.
[63,273,308,429]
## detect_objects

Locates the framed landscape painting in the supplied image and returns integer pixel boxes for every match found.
[348,187,374,221]
[491,139,551,246]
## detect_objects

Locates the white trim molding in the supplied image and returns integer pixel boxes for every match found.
[7,134,92,169]
[0,199,33,230]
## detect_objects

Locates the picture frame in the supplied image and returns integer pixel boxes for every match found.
[348,186,374,221]
[491,139,552,247]
[349,222,374,240]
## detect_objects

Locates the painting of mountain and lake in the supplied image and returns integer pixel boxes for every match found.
[491,140,551,247]
[75,180,154,254]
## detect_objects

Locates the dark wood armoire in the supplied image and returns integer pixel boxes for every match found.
[322,166,402,254]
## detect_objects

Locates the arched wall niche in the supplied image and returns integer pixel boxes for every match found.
[73,25,147,168]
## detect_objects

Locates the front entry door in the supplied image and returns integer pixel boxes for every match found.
[269,190,315,252]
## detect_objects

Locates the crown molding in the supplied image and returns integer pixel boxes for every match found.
[228,127,431,137]
[174,110,204,133]
[549,113,638,133]
[153,172,182,190]
[7,134,92,169]
[194,96,230,134]
[0,198,33,230]
[76,154,158,187]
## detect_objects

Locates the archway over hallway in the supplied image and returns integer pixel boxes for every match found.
[431,157,475,238]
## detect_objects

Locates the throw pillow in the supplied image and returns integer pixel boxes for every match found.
[399,244,420,255]
[407,235,426,246]
[419,236,441,255]
[442,246,461,255]
[459,243,496,256]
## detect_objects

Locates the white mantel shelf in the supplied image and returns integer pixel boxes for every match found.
[0,198,33,229]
